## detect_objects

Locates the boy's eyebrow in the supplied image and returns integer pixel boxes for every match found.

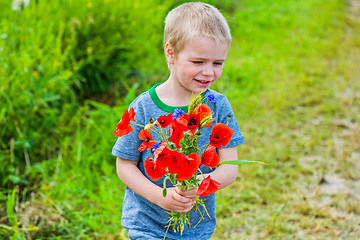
[191,57,226,62]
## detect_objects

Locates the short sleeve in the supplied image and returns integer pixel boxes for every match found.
[217,95,245,148]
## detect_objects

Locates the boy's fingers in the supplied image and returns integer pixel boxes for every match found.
[177,188,199,202]
[178,187,196,193]
[177,202,194,212]
[163,188,196,212]
[172,193,192,203]
[177,187,197,196]
[179,191,196,198]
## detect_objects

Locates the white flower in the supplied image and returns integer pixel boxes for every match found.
[12,0,30,11]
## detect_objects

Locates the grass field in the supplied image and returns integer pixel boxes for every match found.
[215,0,360,239]
[1,0,359,239]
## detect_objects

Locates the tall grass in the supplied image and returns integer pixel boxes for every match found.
[0,0,173,237]
[0,0,170,188]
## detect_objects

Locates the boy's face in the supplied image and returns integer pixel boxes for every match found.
[167,36,228,94]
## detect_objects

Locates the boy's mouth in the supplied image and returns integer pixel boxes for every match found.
[195,79,211,84]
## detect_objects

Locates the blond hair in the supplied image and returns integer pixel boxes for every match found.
[164,2,231,55]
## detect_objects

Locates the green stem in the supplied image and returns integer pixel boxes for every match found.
[226,115,231,126]
[200,143,210,159]
[198,144,208,150]
[151,129,164,140]
[130,122,145,128]
[159,126,168,141]
[197,167,206,180]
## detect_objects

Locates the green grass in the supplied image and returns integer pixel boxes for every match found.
[214,0,360,239]
[1,0,359,239]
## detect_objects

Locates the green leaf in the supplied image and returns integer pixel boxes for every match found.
[162,188,167,198]
[219,160,266,165]
[6,188,18,227]
[0,223,12,230]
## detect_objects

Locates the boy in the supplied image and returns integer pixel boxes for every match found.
[112,2,245,239]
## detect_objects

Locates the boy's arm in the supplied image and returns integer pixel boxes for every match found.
[208,146,238,190]
[116,157,195,213]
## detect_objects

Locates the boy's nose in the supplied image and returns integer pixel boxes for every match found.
[202,64,214,77]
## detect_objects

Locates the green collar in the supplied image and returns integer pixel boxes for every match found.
[148,83,208,113]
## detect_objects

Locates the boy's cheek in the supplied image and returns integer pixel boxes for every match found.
[215,70,224,80]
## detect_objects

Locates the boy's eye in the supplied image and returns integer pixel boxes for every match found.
[213,62,223,66]
[192,61,203,64]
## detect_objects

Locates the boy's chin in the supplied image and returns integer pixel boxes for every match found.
[192,88,209,95]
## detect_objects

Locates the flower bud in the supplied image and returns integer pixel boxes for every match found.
[145,123,154,130]
[199,116,213,129]
[188,94,204,114]
[226,115,232,125]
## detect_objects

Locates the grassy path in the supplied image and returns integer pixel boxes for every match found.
[213,1,360,239]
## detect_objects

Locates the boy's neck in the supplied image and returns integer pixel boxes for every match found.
[155,78,196,107]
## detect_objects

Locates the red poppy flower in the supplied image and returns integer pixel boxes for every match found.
[201,145,219,168]
[156,113,173,128]
[144,156,167,181]
[154,141,167,156]
[193,104,212,127]
[169,116,188,148]
[183,113,200,135]
[209,123,233,149]
[138,129,156,152]
[188,152,202,167]
[112,108,136,137]
[172,153,201,181]
[154,142,171,171]
[167,150,187,175]
[197,176,221,196]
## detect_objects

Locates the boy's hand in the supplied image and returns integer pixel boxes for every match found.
[158,188,196,213]
[177,186,199,202]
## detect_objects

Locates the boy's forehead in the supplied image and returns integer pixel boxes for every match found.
[186,36,229,48]
[179,37,229,59]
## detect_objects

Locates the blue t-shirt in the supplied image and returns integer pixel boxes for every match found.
[112,84,245,240]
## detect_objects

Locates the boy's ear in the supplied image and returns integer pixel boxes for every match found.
[165,42,175,64]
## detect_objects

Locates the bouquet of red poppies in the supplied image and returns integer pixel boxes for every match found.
[113,93,260,236]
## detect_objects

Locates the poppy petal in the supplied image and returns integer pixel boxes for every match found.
[139,129,152,141]
[144,157,167,181]
[197,176,221,196]
[156,113,173,128]
[113,108,136,137]
[202,145,220,168]
[209,123,233,149]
